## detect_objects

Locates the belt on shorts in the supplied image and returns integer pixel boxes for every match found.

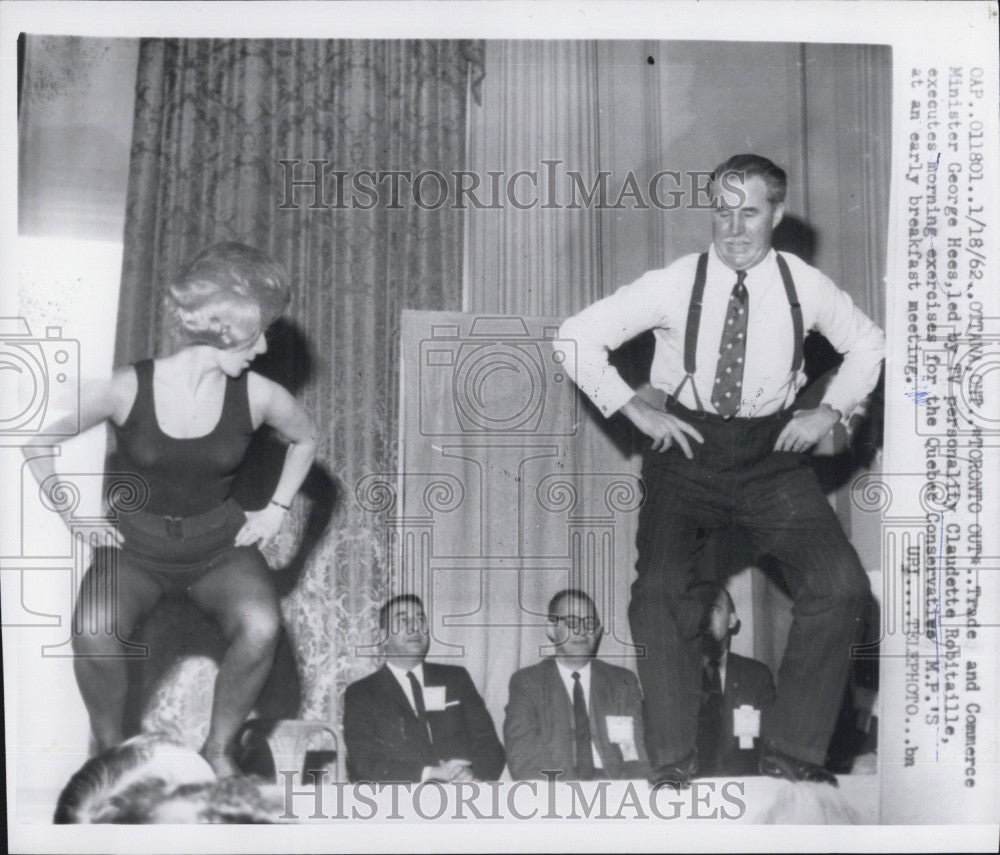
[120,499,241,541]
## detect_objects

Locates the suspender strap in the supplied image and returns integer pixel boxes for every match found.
[674,252,710,412]
[684,252,708,377]
[679,251,802,412]
[684,253,709,375]
[775,253,804,373]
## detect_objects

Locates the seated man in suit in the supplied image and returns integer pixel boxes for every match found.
[696,583,776,777]
[343,594,505,783]
[504,588,650,780]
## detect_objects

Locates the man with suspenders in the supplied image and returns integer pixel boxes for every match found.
[559,154,884,787]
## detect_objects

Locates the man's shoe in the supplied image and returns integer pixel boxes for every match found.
[649,751,698,790]
[760,747,838,787]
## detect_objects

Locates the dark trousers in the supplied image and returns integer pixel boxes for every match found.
[629,401,870,767]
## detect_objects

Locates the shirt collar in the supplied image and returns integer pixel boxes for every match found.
[708,243,777,281]
[702,648,729,668]
[555,659,592,679]
[386,660,424,684]
[702,648,730,689]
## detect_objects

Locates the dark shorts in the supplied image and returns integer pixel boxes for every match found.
[117,498,249,592]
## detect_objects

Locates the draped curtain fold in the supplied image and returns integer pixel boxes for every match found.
[116,38,475,728]
[465,41,890,321]
[464,41,603,316]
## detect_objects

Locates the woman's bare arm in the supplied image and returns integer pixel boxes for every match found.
[236,373,319,548]
[20,368,136,534]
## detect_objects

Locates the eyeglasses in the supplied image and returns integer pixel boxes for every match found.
[552,615,600,633]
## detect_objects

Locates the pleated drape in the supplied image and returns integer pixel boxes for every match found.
[465,41,890,324]
[464,41,604,316]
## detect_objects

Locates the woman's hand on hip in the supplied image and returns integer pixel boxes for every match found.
[234,504,287,548]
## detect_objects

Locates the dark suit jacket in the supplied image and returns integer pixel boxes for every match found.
[504,658,651,780]
[702,652,776,776]
[343,662,505,783]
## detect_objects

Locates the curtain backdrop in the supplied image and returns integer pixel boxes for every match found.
[464,41,603,317]
[463,42,891,687]
[465,41,890,322]
[115,39,477,736]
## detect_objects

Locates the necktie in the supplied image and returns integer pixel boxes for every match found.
[712,270,748,418]
[407,670,433,744]
[572,672,595,780]
[697,659,724,775]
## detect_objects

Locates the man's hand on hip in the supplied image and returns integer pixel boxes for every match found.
[621,396,705,458]
[773,405,842,453]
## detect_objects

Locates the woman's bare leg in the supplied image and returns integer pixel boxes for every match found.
[72,548,163,752]
[186,546,280,777]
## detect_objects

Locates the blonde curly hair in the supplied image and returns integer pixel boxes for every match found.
[164,242,290,350]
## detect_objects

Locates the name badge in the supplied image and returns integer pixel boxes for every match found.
[606,715,639,762]
[733,704,761,749]
[423,686,447,711]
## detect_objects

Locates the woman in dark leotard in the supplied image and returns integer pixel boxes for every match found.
[26,243,317,777]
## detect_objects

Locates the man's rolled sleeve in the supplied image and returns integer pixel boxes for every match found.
[811,274,885,420]
[558,273,670,417]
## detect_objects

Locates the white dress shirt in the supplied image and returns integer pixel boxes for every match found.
[386,660,426,714]
[555,660,603,769]
[386,661,438,781]
[704,650,729,692]
[559,245,884,420]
